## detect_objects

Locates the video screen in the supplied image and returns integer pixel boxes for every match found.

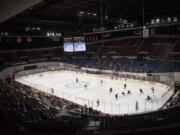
[73,37,86,52]
[63,37,74,52]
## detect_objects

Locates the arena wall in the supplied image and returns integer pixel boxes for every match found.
[81,67,178,82]
[1,62,179,83]
[0,62,59,81]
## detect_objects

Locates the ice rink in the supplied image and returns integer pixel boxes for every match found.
[15,71,172,115]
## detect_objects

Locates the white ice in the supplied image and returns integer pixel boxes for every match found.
[15,71,172,115]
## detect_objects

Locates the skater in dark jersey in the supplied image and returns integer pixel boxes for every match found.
[124,83,127,89]
[115,93,118,100]
[109,88,113,94]
[76,78,78,83]
[140,88,144,94]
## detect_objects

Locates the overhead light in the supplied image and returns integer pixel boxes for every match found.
[5,32,8,36]
[161,19,166,23]
[93,28,96,32]
[1,32,8,36]
[151,19,155,25]
[156,18,160,24]
[51,32,55,36]
[130,24,134,27]
[79,11,84,16]
[47,32,61,37]
[173,17,178,22]
[122,20,128,24]
[167,17,171,23]
[100,27,105,31]
[25,27,30,32]
[87,12,91,16]
[93,13,97,16]
[55,33,61,36]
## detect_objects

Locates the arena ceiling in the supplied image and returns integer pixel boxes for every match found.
[0,0,180,35]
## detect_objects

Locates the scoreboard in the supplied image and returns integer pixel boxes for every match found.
[63,37,86,52]
[63,37,74,52]
[73,37,86,52]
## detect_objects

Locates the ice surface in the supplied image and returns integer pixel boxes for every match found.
[15,71,171,115]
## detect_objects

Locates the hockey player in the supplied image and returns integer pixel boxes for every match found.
[140,88,144,94]
[84,84,87,89]
[96,99,100,107]
[51,88,54,94]
[151,87,154,93]
[124,83,127,89]
[115,93,118,100]
[122,91,125,96]
[127,90,131,95]
[109,88,113,94]
[100,80,103,85]
[76,78,78,83]
[135,101,139,111]
[146,95,151,101]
